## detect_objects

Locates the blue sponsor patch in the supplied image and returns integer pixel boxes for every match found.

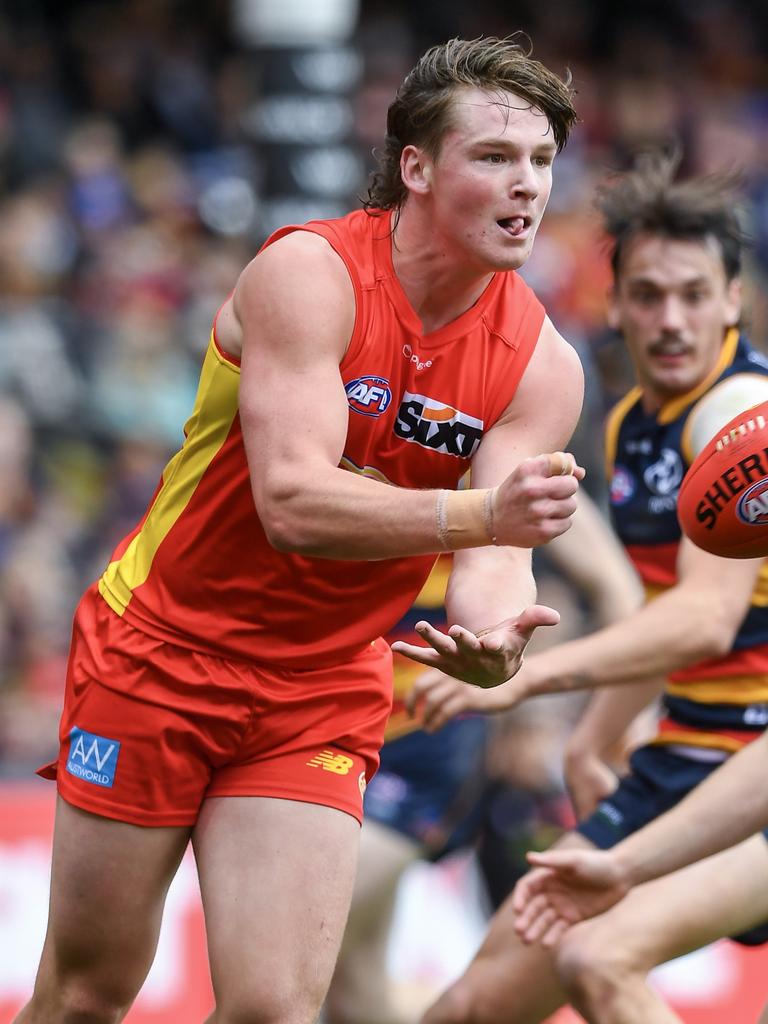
[65,727,121,788]
[345,375,392,417]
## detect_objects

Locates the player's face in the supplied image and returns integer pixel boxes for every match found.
[412,86,557,272]
[609,234,741,407]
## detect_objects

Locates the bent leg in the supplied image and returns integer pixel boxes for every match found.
[15,797,190,1024]
[195,796,361,1024]
[421,832,595,1024]
[325,819,421,1024]
[555,833,768,1024]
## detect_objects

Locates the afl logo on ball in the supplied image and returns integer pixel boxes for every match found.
[345,376,392,418]
[737,476,768,526]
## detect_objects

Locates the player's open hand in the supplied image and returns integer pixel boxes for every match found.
[512,849,631,948]
[493,452,584,548]
[405,668,518,732]
[392,604,560,693]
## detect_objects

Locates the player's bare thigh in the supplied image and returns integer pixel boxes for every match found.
[32,797,190,1011]
[194,795,362,1022]
[560,833,768,973]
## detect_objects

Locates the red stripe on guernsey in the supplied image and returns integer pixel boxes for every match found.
[669,642,768,683]
[654,718,762,751]
[625,542,678,587]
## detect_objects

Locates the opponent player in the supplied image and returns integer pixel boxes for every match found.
[325,492,642,1024]
[19,37,584,1024]
[402,152,768,1024]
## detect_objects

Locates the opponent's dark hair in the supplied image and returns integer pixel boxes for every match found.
[597,149,748,281]
[365,35,577,212]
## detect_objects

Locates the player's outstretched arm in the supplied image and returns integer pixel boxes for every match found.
[237,240,582,561]
[514,729,768,946]
[394,319,585,688]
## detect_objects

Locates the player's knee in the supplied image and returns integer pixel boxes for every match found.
[214,980,324,1024]
[33,981,132,1024]
[555,925,634,1006]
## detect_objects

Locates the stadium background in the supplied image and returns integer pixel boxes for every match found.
[0,0,767,1019]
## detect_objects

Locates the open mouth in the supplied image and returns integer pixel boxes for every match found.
[498,215,531,237]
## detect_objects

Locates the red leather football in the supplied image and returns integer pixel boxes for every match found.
[677,399,768,558]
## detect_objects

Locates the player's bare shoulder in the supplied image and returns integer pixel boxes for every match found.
[499,317,584,430]
[231,230,356,362]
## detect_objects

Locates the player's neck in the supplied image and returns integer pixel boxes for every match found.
[391,206,494,334]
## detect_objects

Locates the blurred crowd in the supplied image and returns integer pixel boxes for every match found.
[1,0,767,777]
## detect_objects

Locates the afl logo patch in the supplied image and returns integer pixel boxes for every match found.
[737,476,768,526]
[345,376,392,418]
[610,465,635,506]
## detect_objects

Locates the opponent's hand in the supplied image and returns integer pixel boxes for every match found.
[492,453,584,548]
[392,604,559,690]
[512,849,631,948]
[405,668,521,732]
[564,752,619,820]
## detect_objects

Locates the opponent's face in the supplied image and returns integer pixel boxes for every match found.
[403,86,557,272]
[609,234,741,408]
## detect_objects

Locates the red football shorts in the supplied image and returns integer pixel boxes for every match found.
[39,585,393,827]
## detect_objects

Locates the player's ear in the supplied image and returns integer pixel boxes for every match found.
[606,288,621,330]
[401,145,433,195]
[725,275,742,327]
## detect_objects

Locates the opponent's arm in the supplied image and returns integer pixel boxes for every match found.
[513,729,768,947]
[407,535,762,723]
[237,235,580,560]
[393,319,585,687]
[563,680,663,818]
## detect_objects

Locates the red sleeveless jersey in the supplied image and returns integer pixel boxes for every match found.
[98,209,545,668]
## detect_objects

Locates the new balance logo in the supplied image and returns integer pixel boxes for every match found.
[65,727,121,788]
[306,750,354,775]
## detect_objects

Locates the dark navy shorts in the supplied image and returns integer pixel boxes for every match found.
[578,744,768,946]
[363,715,489,859]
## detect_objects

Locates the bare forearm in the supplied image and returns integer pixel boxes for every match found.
[518,585,728,698]
[566,680,663,759]
[258,467,448,559]
[444,547,537,632]
[615,734,768,885]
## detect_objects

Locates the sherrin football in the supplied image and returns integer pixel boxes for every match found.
[678,399,768,558]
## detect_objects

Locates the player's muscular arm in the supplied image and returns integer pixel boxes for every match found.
[395,322,585,687]
[238,239,581,560]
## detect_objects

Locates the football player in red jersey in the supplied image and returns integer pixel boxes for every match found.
[20,38,584,1024]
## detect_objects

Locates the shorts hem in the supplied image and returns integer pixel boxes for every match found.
[205,783,363,824]
[57,786,199,828]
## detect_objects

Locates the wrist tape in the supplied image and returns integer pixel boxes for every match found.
[436,488,497,550]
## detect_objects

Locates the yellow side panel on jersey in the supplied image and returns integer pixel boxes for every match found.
[99,336,240,615]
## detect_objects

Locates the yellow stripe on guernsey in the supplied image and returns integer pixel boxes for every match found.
[666,675,768,705]
[99,335,240,615]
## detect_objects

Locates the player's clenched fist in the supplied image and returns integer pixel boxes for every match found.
[491,452,583,548]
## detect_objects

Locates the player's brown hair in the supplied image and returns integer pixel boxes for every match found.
[597,149,748,281]
[365,35,577,212]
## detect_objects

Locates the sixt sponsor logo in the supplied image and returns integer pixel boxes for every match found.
[65,727,121,788]
[394,392,483,458]
[696,450,768,531]
[345,376,392,417]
